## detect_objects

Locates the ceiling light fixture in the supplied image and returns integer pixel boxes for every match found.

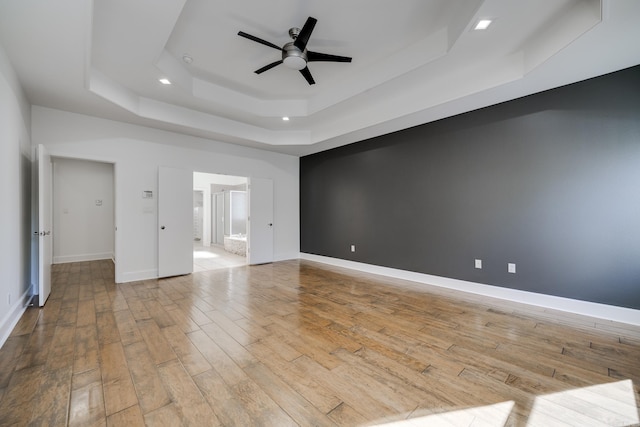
[159,78,172,85]
[282,47,307,71]
[282,116,290,121]
[182,54,193,64]
[474,19,492,30]
[237,17,352,85]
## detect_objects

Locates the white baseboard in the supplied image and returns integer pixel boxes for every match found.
[53,252,112,264]
[0,289,30,350]
[119,269,157,283]
[300,253,640,327]
[274,252,303,262]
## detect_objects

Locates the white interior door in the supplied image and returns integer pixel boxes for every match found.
[37,144,52,306]
[247,177,273,265]
[158,166,193,278]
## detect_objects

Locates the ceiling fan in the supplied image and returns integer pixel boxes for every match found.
[238,17,352,85]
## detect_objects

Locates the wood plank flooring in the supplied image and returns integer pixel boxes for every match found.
[1,259,639,426]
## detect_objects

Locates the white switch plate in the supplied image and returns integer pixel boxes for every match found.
[474,259,482,269]
[508,263,516,274]
[350,245,356,252]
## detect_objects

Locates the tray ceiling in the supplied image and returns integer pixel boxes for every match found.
[1,0,639,155]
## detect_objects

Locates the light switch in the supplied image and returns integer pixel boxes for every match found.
[475,259,482,269]
[508,263,516,274]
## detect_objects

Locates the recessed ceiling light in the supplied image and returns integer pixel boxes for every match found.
[282,117,290,121]
[159,78,172,85]
[474,19,492,30]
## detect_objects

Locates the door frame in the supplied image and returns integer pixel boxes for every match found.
[37,150,120,281]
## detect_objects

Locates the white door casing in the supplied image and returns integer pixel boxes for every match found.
[37,144,52,306]
[158,166,193,278]
[248,177,274,265]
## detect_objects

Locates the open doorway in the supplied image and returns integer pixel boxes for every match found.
[52,157,115,265]
[193,172,247,272]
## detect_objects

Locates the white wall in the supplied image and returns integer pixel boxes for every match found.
[0,43,32,347]
[52,157,114,263]
[31,106,300,283]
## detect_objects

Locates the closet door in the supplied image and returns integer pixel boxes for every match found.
[247,177,273,265]
[158,166,193,277]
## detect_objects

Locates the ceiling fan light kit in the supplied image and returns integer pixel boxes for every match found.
[282,43,307,70]
[238,17,352,85]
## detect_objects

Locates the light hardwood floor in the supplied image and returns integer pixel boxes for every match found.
[0,259,639,426]
[193,245,246,273]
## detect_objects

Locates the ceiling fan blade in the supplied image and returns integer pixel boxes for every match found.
[238,31,282,51]
[255,60,283,74]
[299,66,315,85]
[307,51,352,63]
[294,17,317,51]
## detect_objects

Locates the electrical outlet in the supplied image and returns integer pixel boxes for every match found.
[508,263,516,274]
[474,259,482,269]
[350,244,356,252]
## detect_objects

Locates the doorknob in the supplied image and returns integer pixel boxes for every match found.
[161,226,165,230]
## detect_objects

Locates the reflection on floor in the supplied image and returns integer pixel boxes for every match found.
[193,244,246,272]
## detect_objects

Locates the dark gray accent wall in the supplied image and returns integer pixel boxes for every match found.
[300,65,640,310]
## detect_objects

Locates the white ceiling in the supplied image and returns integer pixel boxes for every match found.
[1,0,639,156]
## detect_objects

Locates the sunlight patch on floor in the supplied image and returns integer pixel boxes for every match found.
[528,380,639,426]
[374,401,514,426]
[194,250,219,259]
[372,380,639,427]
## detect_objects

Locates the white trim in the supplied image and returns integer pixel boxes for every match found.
[300,253,640,327]
[53,252,113,264]
[119,269,157,283]
[274,252,300,263]
[0,289,30,350]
